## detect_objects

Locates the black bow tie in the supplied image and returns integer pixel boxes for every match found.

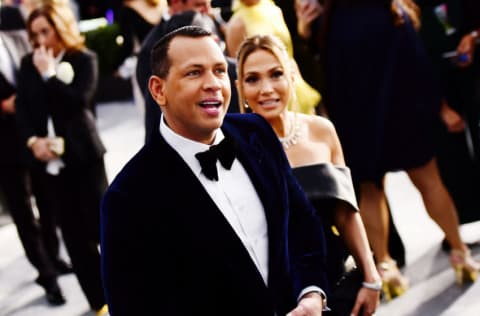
[195,137,236,181]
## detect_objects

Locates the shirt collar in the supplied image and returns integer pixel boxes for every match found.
[159,114,225,177]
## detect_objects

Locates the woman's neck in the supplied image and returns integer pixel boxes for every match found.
[269,111,292,138]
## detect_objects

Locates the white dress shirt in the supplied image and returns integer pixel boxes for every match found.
[44,51,66,175]
[160,115,270,285]
[159,116,328,311]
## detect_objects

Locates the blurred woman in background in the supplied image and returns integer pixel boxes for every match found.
[15,3,109,315]
[322,0,480,300]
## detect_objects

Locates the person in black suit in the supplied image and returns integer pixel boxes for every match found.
[15,4,109,315]
[101,26,329,316]
[0,28,72,306]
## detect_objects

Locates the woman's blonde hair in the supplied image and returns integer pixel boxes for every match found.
[391,0,421,30]
[236,34,295,113]
[27,3,85,51]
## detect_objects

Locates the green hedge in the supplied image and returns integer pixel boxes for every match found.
[84,23,125,76]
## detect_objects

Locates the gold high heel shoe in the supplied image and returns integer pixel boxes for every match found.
[450,249,480,285]
[377,259,409,301]
[95,304,109,316]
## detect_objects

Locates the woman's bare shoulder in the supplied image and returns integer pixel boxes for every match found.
[301,113,336,134]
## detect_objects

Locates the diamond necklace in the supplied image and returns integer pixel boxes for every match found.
[278,114,302,150]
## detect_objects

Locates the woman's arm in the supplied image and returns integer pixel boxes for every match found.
[334,204,381,316]
[225,15,247,58]
[325,117,381,315]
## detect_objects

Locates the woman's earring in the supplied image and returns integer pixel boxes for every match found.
[244,101,252,113]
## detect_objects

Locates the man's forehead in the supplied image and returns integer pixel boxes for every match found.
[168,36,225,64]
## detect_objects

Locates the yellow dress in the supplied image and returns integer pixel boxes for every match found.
[232,0,321,114]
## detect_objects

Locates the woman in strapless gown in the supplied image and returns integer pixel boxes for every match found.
[236,34,381,316]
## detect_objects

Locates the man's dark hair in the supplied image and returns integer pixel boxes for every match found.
[150,26,212,78]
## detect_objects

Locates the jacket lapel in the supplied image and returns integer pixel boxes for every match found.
[222,122,288,286]
[150,129,269,290]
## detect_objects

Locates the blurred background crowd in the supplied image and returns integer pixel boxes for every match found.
[1,0,479,315]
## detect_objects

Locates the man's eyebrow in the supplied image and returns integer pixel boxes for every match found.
[183,62,227,68]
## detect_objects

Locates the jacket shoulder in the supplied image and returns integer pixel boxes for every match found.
[224,113,279,143]
[65,48,96,62]
[224,113,272,132]
[108,146,153,190]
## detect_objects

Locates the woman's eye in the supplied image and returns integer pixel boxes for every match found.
[245,76,258,83]
[272,70,284,78]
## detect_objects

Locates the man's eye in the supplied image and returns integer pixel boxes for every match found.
[215,67,226,75]
[186,70,200,76]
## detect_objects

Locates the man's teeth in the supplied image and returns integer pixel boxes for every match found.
[200,101,221,107]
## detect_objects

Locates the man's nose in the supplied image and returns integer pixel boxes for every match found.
[203,71,223,90]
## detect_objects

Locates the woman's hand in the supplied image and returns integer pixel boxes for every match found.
[295,0,323,40]
[33,45,56,77]
[30,137,58,162]
[455,32,477,68]
[350,287,380,316]
[440,101,465,133]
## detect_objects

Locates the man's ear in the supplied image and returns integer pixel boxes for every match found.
[148,75,166,107]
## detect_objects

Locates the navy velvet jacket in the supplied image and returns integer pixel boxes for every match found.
[100,113,328,316]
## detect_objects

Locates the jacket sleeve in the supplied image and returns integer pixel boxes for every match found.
[14,55,37,143]
[253,114,330,297]
[286,164,330,297]
[100,183,183,315]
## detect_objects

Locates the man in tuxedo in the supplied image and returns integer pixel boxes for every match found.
[135,0,239,143]
[101,26,329,316]
[0,29,69,305]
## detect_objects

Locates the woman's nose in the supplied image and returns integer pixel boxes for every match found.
[260,80,274,93]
